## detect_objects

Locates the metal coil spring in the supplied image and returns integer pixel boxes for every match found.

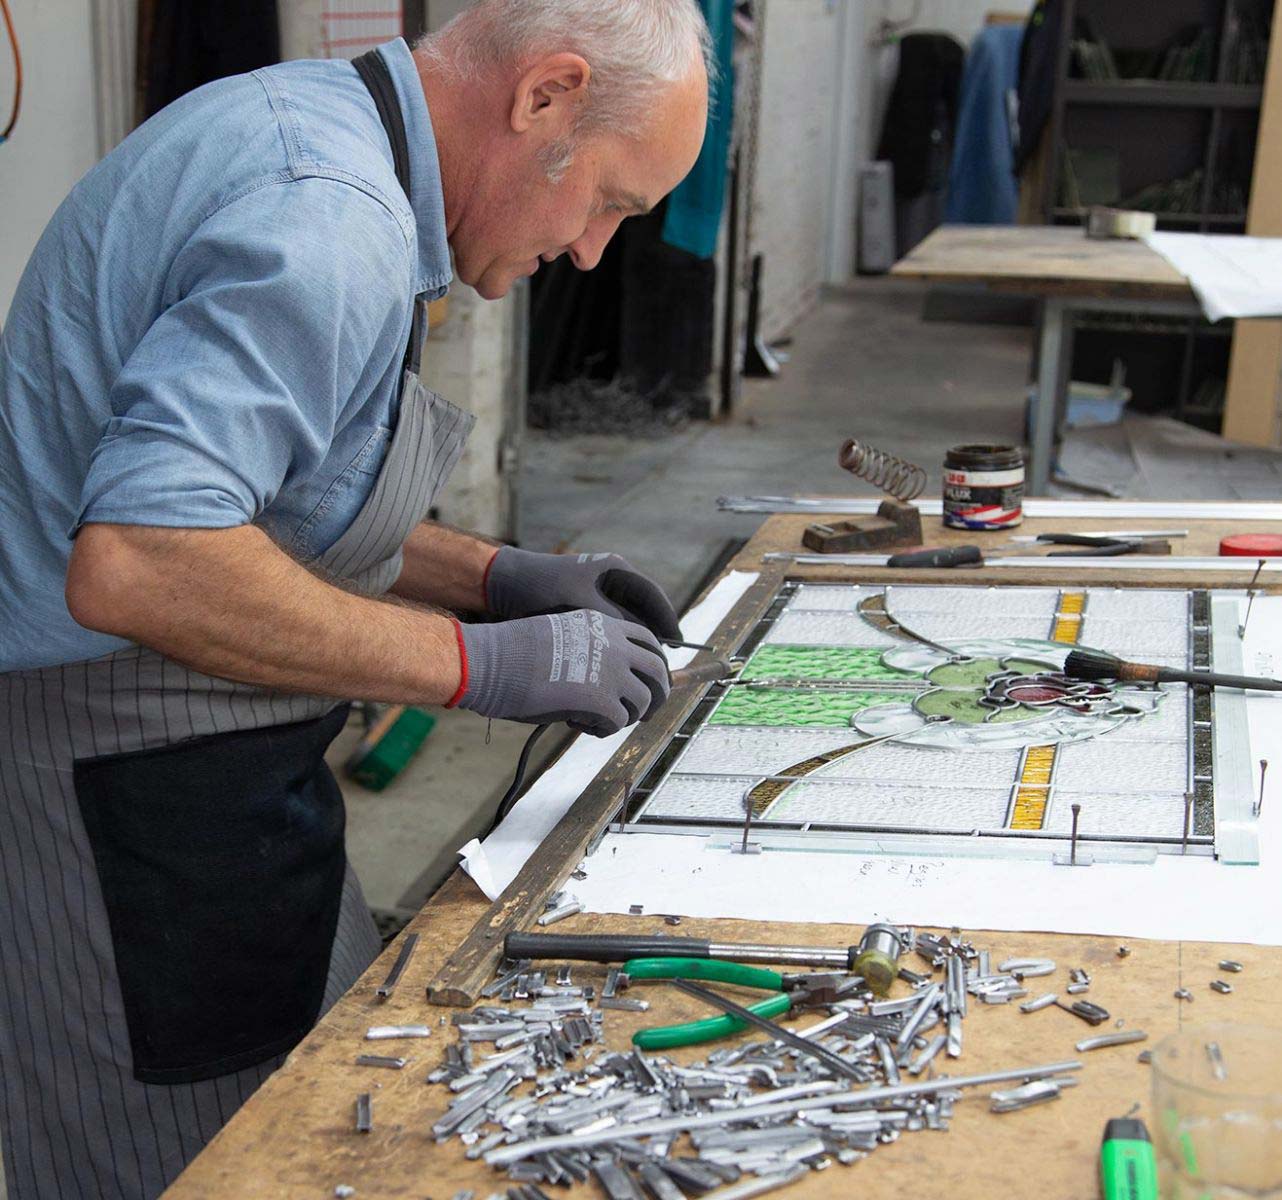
[838,438,927,502]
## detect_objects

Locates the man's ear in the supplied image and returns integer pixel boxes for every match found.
[511,53,591,133]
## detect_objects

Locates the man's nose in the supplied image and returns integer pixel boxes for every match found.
[568,215,624,272]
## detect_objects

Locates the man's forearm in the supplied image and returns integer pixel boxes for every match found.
[66,523,463,704]
[391,520,499,612]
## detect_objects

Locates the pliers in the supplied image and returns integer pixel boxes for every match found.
[625,958,846,1050]
[1029,533,1171,557]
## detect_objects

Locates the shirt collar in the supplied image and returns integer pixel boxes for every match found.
[375,38,453,299]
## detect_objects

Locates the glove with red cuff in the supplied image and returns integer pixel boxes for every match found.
[449,610,671,738]
[484,547,682,643]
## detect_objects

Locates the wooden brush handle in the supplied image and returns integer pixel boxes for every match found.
[1114,661,1161,683]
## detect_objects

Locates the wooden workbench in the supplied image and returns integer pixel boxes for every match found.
[165,508,1282,1199]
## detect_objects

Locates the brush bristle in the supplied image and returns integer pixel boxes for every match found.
[1063,649,1121,682]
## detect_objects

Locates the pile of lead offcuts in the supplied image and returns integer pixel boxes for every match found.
[423,929,1126,1200]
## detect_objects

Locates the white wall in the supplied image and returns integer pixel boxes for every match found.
[279,0,326,61]
[0,0,100,322]
[750,0,844,342]
[419,0,519,541]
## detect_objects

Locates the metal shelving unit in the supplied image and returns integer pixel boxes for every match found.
[1042,0,1274,428]
[1061,80,1263,107]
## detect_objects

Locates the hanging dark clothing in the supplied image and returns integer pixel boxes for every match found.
[876,32,966,201]
[143,0,280,118]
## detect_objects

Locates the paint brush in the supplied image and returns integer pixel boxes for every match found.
[1063,649,1282,693]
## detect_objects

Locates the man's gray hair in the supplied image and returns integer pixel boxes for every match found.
[419,0,714,138]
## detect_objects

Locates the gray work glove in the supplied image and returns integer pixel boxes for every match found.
[485,547,682,643]
[455,610,671,737]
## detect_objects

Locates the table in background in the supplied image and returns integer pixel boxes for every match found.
[891,224,1201,495]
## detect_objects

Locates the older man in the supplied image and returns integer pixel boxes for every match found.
[0,2,710,1195]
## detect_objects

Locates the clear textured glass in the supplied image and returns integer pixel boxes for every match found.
[1151,1024,1282,1198]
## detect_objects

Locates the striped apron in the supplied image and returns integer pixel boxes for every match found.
[0,52,473,1200]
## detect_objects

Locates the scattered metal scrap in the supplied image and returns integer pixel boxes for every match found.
[375,931,419,1000]
[1075,1031,1147,1053]
[989,1079,1068,1113]
[413,933,1091,1198]
[355,1054,409,1070]
[538,900,583,927]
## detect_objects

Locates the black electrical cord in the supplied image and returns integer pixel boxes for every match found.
[484,722,551,837]
[482,636,696,839]
[0,0,21,144]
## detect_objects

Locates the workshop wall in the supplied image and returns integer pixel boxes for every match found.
[424,285,523,541]
[0,0,100,321]
[278,0,326,60]
[419,0,521,541]
[750,0,844,342]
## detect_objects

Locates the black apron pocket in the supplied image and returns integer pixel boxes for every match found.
[72,704,351,1084]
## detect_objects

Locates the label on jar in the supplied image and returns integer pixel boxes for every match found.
[943,465,1024,529]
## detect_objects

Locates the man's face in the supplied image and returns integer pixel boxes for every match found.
[453,65,709,300]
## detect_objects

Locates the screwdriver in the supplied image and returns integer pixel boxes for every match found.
[506,931,860,970]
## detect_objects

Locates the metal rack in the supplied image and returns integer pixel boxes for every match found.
[1041,0,1275,427]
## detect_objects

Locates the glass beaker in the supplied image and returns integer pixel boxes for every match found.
[1151,1023,1282,1199]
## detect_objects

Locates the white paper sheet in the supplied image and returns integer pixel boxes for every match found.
[571,596,1282,946]
[1144,232,1282,323]
[458,570,760,900]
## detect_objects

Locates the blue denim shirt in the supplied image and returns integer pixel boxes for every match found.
[0,40,451,671]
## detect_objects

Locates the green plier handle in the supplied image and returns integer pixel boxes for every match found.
[625,957,792,1050]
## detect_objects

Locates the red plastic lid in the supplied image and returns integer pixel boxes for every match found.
[1220,534,1282,557]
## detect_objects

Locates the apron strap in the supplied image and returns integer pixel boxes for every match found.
[353,47,426,375]
[352,49,411,200]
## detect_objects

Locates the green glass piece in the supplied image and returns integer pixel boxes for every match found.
[924,656,1061,688]
[926,658,1007,687]
[1005,657,1059,675]
[710,688,890,727]
[739,645,921,682]
[913,689,996,724]
[913,689,1042,726]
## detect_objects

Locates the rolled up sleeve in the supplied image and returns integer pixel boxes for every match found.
[75,177,411,534]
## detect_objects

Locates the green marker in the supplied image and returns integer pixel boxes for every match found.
[1100,1117,1159,1200]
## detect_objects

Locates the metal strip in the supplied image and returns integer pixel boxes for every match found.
[685,828,1166,863]
[1209,595,1260,864]
[767,553,1282,573]
[721,498,1282,520]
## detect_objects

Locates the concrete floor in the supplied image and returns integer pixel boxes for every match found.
[518,278,1031,605]
[337,276,1035,917]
